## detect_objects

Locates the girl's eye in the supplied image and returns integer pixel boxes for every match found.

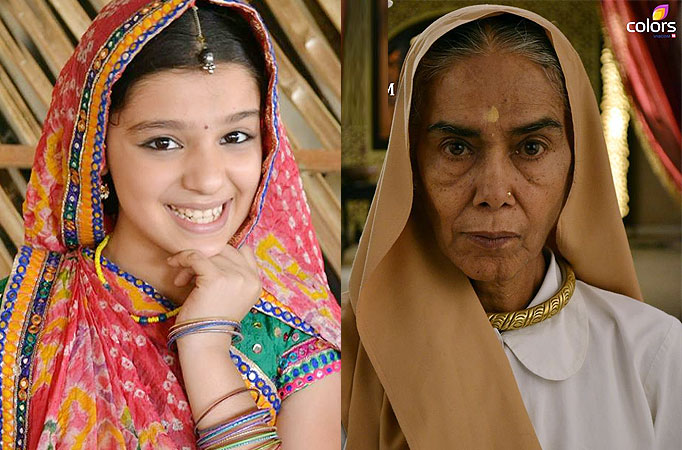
[220,131,251,145]
[517,141,546,158]
[443,141,470,157]
[142,137,182,151]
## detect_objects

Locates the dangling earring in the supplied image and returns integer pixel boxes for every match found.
[100,182,110,200]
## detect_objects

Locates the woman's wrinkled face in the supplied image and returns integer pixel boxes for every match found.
[413,52,572,283]
[106,64,262,258]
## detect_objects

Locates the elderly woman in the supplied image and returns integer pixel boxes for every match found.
[342,5,681,449]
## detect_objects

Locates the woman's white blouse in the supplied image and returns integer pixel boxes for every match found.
[496,253,682,450]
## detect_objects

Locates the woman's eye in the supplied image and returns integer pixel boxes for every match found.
[221,131,251,145]
[517,141,546,158]
[142,137,182,151]
[443,141,470,157]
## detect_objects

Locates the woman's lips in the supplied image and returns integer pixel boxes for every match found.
[463,231,520,249]
[165,200,231,234]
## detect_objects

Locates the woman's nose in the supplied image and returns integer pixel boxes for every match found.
[472,152,516,210]
[181,144,227,195]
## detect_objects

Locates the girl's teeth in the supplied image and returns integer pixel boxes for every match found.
[169,205,223,224]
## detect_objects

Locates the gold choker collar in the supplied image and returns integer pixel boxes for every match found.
[488,259,575,331]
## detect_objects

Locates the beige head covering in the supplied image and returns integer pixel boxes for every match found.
[342,4,642,449]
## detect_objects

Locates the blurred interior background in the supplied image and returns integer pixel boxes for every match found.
[0,0,342,300]
[342,0,681,319]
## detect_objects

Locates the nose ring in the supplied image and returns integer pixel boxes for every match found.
[506,191,512,198]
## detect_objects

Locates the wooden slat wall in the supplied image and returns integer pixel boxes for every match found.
[0,0,341,281]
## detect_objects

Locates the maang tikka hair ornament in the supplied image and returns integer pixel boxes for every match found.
[191,5,215,74]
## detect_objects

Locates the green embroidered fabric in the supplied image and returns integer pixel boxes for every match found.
[236,306,316,388]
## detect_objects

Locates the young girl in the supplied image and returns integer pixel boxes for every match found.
[0,1,340,448]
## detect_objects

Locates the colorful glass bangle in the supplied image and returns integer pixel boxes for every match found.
[168,324,241,340]
[198,409,269,437]
[206,431,279,450]
[251,439,282,450]
[195,388,262,432]
[170,317,242,331]
[168,328,243,349]
[199,418,272,447]
[170,318,241,334]
[167,319,243,348]
[197,409,271,445]
[201,426,276,449]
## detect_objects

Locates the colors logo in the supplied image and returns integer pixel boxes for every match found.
[652,4,669,20]
[627,3,677,34]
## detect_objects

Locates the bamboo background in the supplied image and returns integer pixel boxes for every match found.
[0,0,342,289]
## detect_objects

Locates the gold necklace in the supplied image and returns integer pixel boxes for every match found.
[95,235,181,324]
[487,259,575,331]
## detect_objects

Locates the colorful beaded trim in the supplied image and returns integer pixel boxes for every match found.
[253,296,316,336]
[0,246,34,443]
[91,236,181,324]
[63,0,189,248]
[277,338,340,400]
[82,247,176,310]
[0,248,62,447]
[230,347,280,418]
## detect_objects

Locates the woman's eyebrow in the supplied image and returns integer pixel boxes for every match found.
[126,110,260,133]
[510,117,562,135]
[427,121,480,137]
[127,119,184,132]
[426,117,563,138]
[225,109,259,123]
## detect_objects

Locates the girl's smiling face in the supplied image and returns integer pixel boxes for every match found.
[105,63,262,258]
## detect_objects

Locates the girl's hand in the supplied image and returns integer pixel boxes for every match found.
[167,244,261,335]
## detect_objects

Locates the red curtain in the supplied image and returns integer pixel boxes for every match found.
[601,0,681,194]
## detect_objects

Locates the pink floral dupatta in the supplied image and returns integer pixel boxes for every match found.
[0,0,340,448]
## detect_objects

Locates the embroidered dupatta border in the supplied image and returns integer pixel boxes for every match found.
[0,248,63,448]
[63,0,190,248]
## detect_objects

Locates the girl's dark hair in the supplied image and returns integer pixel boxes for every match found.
[110,2,266,112]
[104,2,266,214]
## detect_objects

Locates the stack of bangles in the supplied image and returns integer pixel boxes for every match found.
[195,388,281,449]
[167,320,281,448]
[167,318,243,349]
